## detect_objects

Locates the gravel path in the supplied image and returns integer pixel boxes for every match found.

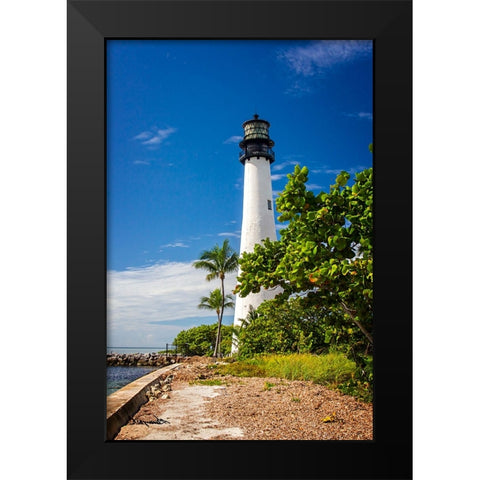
[114,357,373,441]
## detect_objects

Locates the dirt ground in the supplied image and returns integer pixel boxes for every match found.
[114,356,373,441]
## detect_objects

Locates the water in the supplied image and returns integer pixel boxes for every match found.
[106,365,159,396]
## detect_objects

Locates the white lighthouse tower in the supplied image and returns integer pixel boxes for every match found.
[232,114,281,353]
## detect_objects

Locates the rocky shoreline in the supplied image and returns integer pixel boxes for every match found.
[107,352,184,367]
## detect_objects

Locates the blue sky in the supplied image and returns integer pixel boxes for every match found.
[106,39,372,349]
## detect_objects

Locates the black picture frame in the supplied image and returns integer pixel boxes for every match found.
[67,1,412,479]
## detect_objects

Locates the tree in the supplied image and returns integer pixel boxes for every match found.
[193,239,238,357]
[198,289,235,347]
[235,165,373,355]
[173,324,235,356]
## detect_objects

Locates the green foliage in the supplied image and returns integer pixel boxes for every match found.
[236,296,368,358]
[336,351,373,402]
[192,239,239,283]
[173,324,234,357]
[198,289,235,314]
[217,352,356,387]
[235,165,374,354]
[237,297,332,356]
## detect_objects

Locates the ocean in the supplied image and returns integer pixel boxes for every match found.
[106,347,174,395]
[106,365,160,396]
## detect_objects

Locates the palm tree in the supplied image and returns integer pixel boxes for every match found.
[198,289,235,356]
[193,239,238,357]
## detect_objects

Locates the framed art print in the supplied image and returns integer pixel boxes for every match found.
[68,1,412,479]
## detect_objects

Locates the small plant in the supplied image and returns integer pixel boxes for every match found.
[291,396,301,403]
[263,381,276,391]
[191,379,225,386]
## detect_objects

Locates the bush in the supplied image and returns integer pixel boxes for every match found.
[173,324,234,356]
[236,298,340,357]
[336,352,373,402]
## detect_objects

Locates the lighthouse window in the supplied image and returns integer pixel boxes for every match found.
[267,200,272,210]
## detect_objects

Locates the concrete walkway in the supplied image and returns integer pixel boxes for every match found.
[121,383,244,440]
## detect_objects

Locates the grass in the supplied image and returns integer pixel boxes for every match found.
[218,353,355,386]
[260,353,356,386]
[215,353,356,386]
[214,361,267,378]
[210,352,372,402]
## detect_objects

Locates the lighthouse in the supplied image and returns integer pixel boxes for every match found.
[232,114,282,353]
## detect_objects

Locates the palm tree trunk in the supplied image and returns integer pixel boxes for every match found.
[213,276,226,357]
[213,313,222,357]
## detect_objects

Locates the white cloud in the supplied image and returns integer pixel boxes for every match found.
[344,112,373,121]
[160,242,189,249]
[133,127,177,147]
[133,131,151,141]
[278,40,372,77]
[284,80,312,97]
[223,135,243,144]
[311,165,368,176]
[272,160,301,172]
[278,40,372,96]
[311,166,343,175]
[107,262,238,346]
[271,173,288,182]
[305,183,324,191]
[218,231,241,238]
[134,160,150,165]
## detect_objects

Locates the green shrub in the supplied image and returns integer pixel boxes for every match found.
[236,298,340,357]
[173,324,234,356]
[336,379,372,403]
[336,352,373,402]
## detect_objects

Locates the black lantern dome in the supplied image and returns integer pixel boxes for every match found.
[239,114,275,164]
